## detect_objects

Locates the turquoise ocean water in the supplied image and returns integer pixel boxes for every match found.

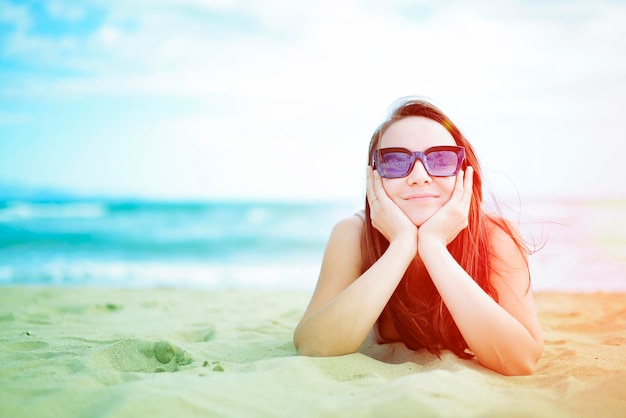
[0,200,357,290]
[1,198,624,291]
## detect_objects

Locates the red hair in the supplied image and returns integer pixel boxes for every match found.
[361,98,528,358]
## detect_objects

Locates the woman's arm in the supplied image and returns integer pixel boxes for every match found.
[418,168,543,375]
[419,235,543,375]
[294,168,417,357]
[293,217,415,356]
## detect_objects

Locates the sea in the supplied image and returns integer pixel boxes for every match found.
[0,199,359,290]
[1,198,624,292]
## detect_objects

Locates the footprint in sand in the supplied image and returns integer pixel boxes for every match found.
[0,312,15,321]
[545,339,567,346]
[3,340,50,351]
[23,313,54,325]
[602,336,626,346]
[176,326,217,343]
[90,339,194,373]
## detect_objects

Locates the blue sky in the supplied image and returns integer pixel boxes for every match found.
[1,0,625,201]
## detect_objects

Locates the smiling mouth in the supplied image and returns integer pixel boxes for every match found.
[404,194,439,200]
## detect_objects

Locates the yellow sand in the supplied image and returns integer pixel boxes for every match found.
[0,287,625,418]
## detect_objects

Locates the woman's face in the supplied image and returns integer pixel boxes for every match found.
[379,116,458,226]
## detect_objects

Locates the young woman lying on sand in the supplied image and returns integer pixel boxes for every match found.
[294,98,543,376]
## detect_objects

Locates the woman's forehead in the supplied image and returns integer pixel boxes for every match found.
[380,116,455,149]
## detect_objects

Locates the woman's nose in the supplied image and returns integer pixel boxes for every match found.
[407,160,432,185]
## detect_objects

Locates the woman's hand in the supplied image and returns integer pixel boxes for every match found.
[366,167,417,252]
[418,166,474,247]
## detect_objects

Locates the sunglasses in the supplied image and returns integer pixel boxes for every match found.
[373,146,465,178]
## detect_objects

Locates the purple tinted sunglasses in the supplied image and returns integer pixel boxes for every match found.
[373,146,465,178]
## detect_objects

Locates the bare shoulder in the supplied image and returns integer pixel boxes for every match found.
[329,213,364,243]
[297,214,365,323]
[486,216,543,343]
[486,216,533,292]
[487,217,527,267]
[322,214,365,273]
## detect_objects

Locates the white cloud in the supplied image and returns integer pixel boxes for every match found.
[45,1,86,21]
[2,0,626,199]
[5,0,624,104]
[0,0,31,31]
[0,111,33,125]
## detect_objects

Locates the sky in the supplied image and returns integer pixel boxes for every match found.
[1,0,625,202]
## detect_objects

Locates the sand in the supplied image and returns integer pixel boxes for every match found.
[0,287,625,418]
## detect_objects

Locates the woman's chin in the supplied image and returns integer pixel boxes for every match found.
[395,199,442,228]
[406,209,437,227]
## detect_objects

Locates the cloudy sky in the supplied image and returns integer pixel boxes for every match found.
[1,0,625,201]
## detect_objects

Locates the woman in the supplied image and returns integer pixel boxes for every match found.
[293,98,543,376]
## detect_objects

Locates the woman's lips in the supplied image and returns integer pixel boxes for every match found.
[403,193,439,201]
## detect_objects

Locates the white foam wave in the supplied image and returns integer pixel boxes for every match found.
[0,202,108,222]
[0,260,320,290]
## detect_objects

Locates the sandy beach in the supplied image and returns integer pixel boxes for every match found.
[0,287,625,418]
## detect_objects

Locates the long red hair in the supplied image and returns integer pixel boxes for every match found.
[361,98,528,358]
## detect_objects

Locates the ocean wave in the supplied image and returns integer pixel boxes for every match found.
[0,199,356,289]
[0,260,320,290]
[0,200,342,261]
[0,201,109,222]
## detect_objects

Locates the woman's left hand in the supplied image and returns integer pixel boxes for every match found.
[418,166,474,247]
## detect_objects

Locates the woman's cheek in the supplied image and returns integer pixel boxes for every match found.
[381,178,398,198]
[443,179,457,202]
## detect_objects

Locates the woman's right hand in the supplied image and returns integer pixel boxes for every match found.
[366,167,418,252]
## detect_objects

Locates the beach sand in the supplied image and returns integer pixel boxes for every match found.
[1,287,625,418]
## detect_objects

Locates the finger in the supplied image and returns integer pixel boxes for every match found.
[371,168,387,199]
[366,167,373,197]
[463,166,474,191]
[366,167,378,204]
[461,166,474,207]
[451,168,465,201]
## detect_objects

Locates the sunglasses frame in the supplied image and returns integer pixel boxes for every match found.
[372,145,466,178]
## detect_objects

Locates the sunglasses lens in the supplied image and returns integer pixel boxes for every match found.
[425,150,460,176]
[378,151,412,178]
